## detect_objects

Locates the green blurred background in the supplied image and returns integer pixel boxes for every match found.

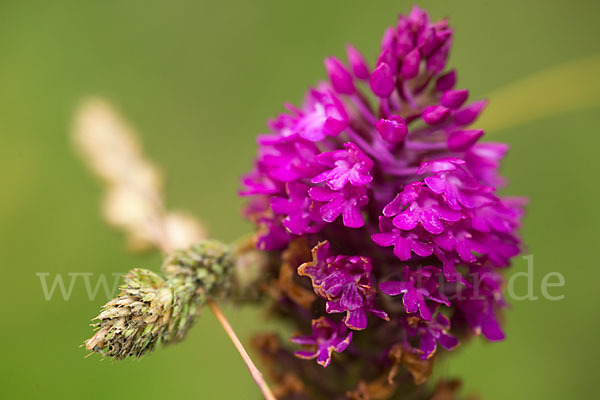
[1,0,598,398]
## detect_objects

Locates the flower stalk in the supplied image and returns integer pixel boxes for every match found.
[208,300,277,400]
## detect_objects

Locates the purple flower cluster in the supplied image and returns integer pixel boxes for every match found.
[241,6,524,370]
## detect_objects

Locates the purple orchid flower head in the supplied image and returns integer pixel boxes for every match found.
[240,5,525,397]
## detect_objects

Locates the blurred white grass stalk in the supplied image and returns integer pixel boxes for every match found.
[72,99,206,252]
[72,99,276,400]
[481,54,600,133]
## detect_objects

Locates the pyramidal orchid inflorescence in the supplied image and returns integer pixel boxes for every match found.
[79,6,527,400]
[241,6,525,397]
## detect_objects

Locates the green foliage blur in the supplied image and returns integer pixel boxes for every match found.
[1,0,598,398]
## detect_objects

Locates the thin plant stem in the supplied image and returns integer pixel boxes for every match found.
[207,300,277,400]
